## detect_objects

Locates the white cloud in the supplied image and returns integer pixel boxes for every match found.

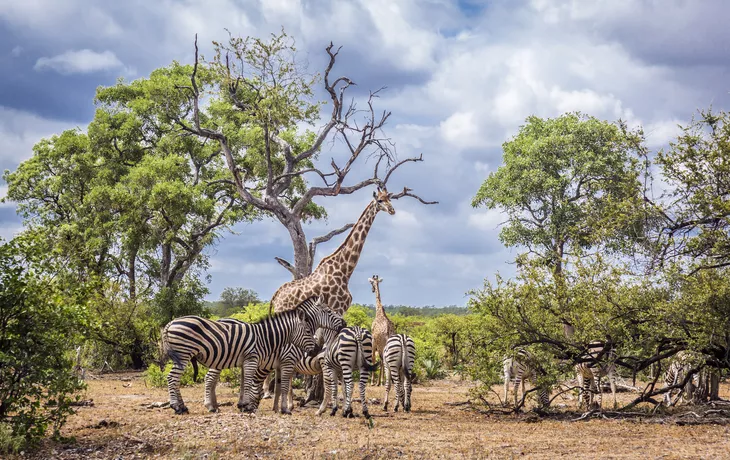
[34,49,125,75]
[467,209,507,232]
[440,111,483,149]
[10,46,22,57]
[0,106,74,168]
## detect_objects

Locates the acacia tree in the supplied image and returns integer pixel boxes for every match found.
[471,113,647,335]
[174,32,433,280]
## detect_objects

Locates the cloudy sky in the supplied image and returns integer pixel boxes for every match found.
[1,0,729,307]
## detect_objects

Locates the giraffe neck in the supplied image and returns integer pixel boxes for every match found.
[315,201,378,280]
[374,285,386,316]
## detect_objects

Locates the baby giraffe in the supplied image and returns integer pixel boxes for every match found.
[370,274,395,386]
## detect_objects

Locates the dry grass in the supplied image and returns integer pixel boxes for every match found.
[27,373,730,459]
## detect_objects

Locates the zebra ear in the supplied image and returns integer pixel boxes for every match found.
[296,309,307,324]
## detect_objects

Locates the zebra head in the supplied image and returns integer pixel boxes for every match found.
[300,295,346,334]
[290,309,317,357]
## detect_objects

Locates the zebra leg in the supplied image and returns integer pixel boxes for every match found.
[404,370,413,413]
[503,367,511,407]
[593,375,603,410]
[393,371,403,412]
[317,367,334,416]
[167,361,189,415]
[378,356,384,386]
[580,374,591,411]
[513,378,520,408]
[239,359,259,413]
[272,367,281,413]
[262,373,273,399]
[610,374,617,409]
[279,365,295,415]
[342,368,354,418]
[204,369,222,412]
[383,362,392,411]
[360,368,370,419]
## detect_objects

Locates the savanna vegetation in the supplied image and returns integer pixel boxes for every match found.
[2,27,730,457]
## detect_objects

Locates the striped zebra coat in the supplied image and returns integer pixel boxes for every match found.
[317,326,379,419]
[160,297,340,414]
[272,326,342,413]
[382,334,416,412]
[503,349,549,408]
[662,351,704,406]
[575,341,618,411]
[161,309,314,414]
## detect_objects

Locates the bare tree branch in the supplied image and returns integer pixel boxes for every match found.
[274,256,297,279]
[390,187,439,205]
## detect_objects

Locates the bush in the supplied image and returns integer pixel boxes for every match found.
[144,362,207,388]
[219,368,240,387]
[0,423,24,455]
[0,237,86,451]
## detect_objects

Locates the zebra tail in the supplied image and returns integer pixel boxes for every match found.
[191,357,199,382]
[402,338,415,380]
[158,324,171,371]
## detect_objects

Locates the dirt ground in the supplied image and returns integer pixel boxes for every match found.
[26,373,730,459]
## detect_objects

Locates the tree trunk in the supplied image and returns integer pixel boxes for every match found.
[130,338,146,370]
[282,216,313,279]
[710,372,720,400]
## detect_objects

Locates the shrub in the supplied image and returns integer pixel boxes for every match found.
[0,237,86,451]
[219,368,240,387]
[144,362,207,388]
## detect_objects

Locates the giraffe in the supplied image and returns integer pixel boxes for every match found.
[269,187,396,317]
[369,274,395,386]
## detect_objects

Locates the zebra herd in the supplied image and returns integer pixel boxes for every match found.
[160,296,416,417]
[503,343,710,411]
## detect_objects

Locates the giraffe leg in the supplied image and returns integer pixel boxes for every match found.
[204,369,221,412]
[167,361,188,415]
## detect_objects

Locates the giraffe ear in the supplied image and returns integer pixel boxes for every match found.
[372,190,377,199]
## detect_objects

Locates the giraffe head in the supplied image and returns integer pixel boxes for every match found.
[372,187,395,215]
[368,274,383,293]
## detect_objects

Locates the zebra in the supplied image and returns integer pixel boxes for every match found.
[160,309,313,414]
[502,349,550,408]
[575,341,618,411]
[160,296,339,414]
[382,334,416,412]
[219,298,344,414]
[317,326,379,419]
[272,326,342,413]
[662,351,704,406]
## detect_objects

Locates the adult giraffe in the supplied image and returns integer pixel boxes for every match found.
[369,274,395,385]
[269,187,395,317]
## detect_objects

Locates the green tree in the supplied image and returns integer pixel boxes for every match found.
[472,112,647,334]
[653,109,730,272]
[343,304,373,328]
[3,64,253,367]
[0,236,86,450]
[216,287,261,316]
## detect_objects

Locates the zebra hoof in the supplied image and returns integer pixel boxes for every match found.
[363,410,371,419]
[382,404,388,412]
[404,405,411,413]
[207,407,219,413]
[281,409,292,415]
[173,405,189,415]
[262,393,272,400]
[330,407,338,416]
[343,408,353,418]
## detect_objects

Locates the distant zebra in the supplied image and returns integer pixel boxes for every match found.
[575,341,617,411]
[382,334,416,412]
[662,351,704,406]
[503,349,549,408]
[317,326,379,418]
[160,297,338,414]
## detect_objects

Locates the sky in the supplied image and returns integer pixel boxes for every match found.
[1,0,729,307]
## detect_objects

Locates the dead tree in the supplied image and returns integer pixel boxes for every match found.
[176,33,434,281]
